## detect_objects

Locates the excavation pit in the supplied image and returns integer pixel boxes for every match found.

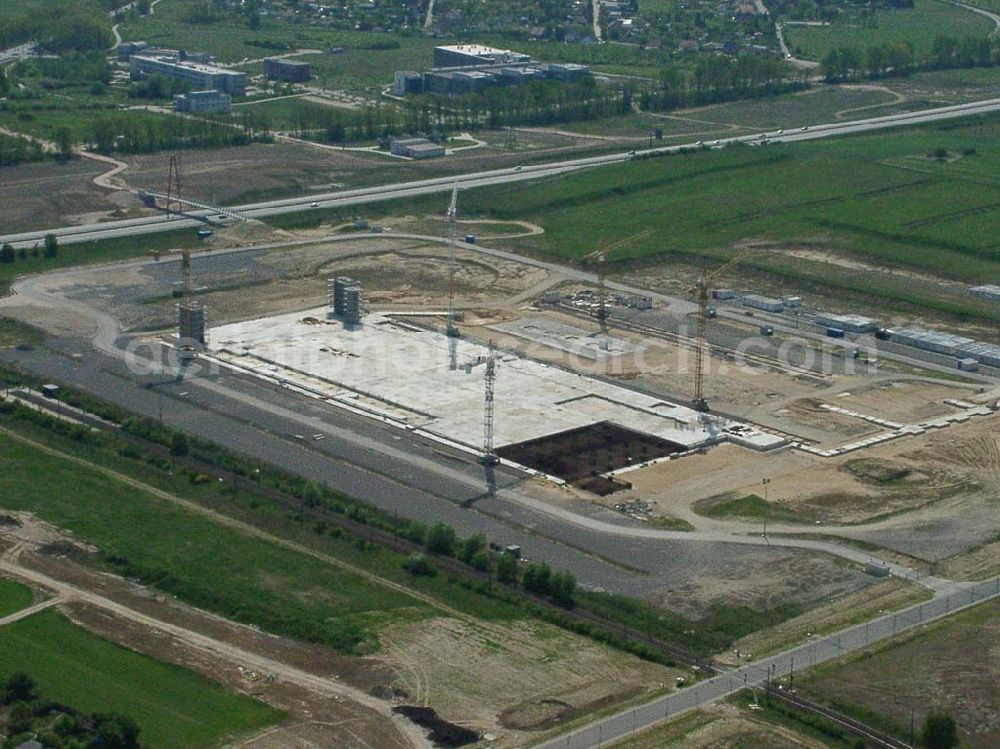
[498,422,685,495]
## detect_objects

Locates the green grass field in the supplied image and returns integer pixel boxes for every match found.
[392,114,1000,320]
[785,0,994,62]
[0,609,283,749]
[0,577,34,618]
[0,432,438,653]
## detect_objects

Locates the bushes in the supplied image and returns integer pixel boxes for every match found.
[403,553,437,577]
[424,522,457,556]
[522,563,576,606]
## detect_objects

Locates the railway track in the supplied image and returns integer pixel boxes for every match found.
[9,386,716,673]
[766,685,913,749]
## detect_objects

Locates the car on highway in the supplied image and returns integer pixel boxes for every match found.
[310,202,319,207]
[514,166,523,171]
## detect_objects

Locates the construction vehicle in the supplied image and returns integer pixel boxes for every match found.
[582,228,654,334]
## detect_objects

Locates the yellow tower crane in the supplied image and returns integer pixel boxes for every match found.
[583,228,653,334]
[690,251,752,412]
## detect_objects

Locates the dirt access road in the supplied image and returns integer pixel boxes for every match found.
[0,537,430,749]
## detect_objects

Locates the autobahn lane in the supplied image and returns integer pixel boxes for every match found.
[6,97,1000,250]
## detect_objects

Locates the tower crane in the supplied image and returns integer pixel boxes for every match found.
[445,182,460,339]
[690,251,751,412]
[583,228,653,334]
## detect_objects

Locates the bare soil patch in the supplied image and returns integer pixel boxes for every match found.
[378,616,681,748]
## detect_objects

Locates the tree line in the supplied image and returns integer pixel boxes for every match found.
[0,0,113,52]
[2,672,143,749]
[0,134,47,167]
[405,521,578,606]
[640,55,805,111]
[89,114,270,155]
[237,78,630,145]
[821,33,1000,82]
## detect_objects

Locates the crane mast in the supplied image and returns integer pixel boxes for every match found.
[446,183,459,338]
[690,251,751,412]
[481,341,498,468]
[583,228,653,335]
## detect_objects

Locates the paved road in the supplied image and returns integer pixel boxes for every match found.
[534,576,1000,749]
[6,97,1000,250]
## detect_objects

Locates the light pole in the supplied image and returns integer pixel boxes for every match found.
[762,478,771,536]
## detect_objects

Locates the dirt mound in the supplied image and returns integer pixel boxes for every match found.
[392,705,479,748]
[842,458,913,485]
[38,540,97,561]
[499,698,572,731]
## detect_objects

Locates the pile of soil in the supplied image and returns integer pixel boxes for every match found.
[392,705,479,748]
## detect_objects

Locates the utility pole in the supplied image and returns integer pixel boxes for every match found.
[762,477,771,536]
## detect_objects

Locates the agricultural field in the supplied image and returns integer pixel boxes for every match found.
[799,599,1000,749]
[0,609,283,749]
[784,0,994,62]
[0,430,442,653]
[0,577,34,618]
[415,113,1000,321]
[0,407,691,746]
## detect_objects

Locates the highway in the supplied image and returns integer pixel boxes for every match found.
[5,96,1000,250]
[534,576,1000,749]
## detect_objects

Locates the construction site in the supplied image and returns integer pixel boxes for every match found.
[1,151,1000,749]
[13,172,991,579]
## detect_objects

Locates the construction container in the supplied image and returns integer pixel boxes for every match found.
[874,328,893,341]
[197,229,213,239]
[957,357,980,372]
[759,325,774,336]
[865,562,891,578]
[41,384,60,398]
[826,327,845,338]
[740,294,784,313]
[465,234,476,244]
[712,288,735,300]
[782,296,802,307]
[814,313,878,333]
